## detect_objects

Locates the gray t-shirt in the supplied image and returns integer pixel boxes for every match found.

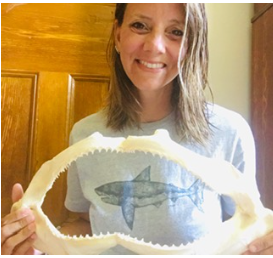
[65,103,257,254]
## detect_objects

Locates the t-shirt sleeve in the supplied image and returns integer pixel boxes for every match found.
[64,125,90,213]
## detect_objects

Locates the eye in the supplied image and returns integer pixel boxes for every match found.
[131,22,145,29]
[166,28,184,41]
[172,29,184,37]
[130,22,148,33]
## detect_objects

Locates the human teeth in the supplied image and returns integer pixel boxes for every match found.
[139,60,164,69]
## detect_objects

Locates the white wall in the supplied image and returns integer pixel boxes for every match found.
[205,3,253,121]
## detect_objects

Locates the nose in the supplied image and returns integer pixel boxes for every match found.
[143,30,166,54]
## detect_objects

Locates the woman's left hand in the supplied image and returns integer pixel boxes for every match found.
[243,231,273,255]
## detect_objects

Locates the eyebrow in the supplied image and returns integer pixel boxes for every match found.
[133,14,184,26]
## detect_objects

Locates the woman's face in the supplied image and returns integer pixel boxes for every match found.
[115,3,186,94]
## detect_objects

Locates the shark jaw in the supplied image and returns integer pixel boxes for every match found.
[11,130,273,255]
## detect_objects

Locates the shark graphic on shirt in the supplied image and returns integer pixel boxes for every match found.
[95,166,205,230]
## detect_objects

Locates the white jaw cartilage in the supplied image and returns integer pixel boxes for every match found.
[12,130,273,255]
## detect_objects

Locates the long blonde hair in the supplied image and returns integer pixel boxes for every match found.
[105,3,212,145]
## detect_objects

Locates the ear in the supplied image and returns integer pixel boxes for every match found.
[114,20,121,53]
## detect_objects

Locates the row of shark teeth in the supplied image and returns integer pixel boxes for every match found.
[43,210,219,255]
[58,234,116,240]
[50,221,196,248]
[78,148,176,160]
[54,230,195,249]
[52,148,173,189]
[117,232,195,248]
[51,227,118,240]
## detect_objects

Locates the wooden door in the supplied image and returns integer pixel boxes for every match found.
[251,4,273,210]
[1,3,115,225]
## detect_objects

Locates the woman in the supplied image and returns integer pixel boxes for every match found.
[1,3,273,255]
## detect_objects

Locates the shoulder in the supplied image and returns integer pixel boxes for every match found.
[70,110,108,144]
[204,103,255,167]
[206,103,252,137]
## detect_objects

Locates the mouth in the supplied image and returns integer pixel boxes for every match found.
[137,59,166,69]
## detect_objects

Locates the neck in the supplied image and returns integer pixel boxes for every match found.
[139,86,173,123]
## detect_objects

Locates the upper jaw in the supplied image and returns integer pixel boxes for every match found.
[137,59,166,69]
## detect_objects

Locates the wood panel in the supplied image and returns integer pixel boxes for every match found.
[1,72,38,215]
[252,3,273,23]
[33,72,71,225]
[254,3,270,13]
[251,5,273,209]
[1,3,114,75]
[1,3,115,225]
[32,72,70,170]
[69,75,109,127]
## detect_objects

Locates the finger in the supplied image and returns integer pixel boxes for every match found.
[1,212,35,244]
[1,221,36,255]
[12,233,37,255]
[1,208,32,226]
[12,183,24,203]
[262,247,273,255]
[241,250,250,255]
[249,232,273,253]
[25,247,37,255]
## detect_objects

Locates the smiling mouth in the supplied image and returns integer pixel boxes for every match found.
[137,60,166,69]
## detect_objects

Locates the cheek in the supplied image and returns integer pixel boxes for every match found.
[169,48,180,69]
[169,44,187,73]
[119,38,139,76]
[120,31,141,56]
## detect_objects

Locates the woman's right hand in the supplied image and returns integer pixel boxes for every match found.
[1,184,39,255]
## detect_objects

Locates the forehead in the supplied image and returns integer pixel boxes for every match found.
[124,3,185,23]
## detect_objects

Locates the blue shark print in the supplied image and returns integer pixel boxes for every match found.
[95,166,205,230]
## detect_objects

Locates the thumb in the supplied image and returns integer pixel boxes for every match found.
[11,183,24,203]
